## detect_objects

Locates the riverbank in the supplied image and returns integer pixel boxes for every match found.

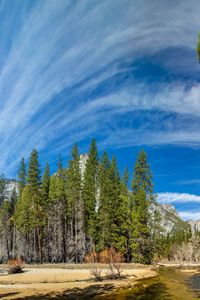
[158,261,200,268]
[0,263,157,299]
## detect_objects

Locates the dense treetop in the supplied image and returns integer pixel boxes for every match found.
[0,141,191,263]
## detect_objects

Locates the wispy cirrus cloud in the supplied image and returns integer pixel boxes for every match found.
[175,179,200,185]
[0,0,200,175]
[179,211,200,221]
[157,192,200,204]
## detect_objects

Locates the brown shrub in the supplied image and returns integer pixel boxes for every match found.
[85,248,124,280]
[84,251,99,264]
[85,251,103,281]
[99,248,124,278]
[7,258,24,274]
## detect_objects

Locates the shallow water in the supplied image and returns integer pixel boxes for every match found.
[94,267,200,300]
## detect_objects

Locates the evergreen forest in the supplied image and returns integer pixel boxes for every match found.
[0,140,190,264]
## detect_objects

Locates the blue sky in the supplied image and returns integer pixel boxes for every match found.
[1,0,200,220]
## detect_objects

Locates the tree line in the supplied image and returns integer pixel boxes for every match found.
[0,140,189,263]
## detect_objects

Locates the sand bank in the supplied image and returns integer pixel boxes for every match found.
[0,264,157,299]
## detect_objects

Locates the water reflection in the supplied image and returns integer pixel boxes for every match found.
[187,273,200,297]
[94,279,171,300]
[94,267,199,300]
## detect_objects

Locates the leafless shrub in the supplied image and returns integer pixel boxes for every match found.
[89,264,103,281]
[100,248,124,279]
[85,251,103,281]
[85,248,124,280]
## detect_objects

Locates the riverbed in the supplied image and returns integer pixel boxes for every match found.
[0,265,199,299]
[0,264,156,299]
[94,267,200,300]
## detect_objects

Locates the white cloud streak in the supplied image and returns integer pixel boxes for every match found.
[0,0,200,175]
[157,193,200,221]
[157,192,200,204]
[176,179,200,185]
[179,211,200,221]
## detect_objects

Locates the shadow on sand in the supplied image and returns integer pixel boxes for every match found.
[0,281,173,300]
[1,284,115,300]
[0,292,20,299]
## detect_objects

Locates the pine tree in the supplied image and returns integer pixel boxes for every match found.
[108,157,122,247]
[41,162,50,206]
[131,150,154,263]
[0,140,188,263]
[27,150,41,192]
[0,201,13,259]
[48,157,67,262]
[122,167,129,191]
[9,188,18,258]
[119,168,132,261]
[57,155,63,173]
[82,139,98,251]
[27,149,43,262]
[0,188,18,260]
[66,144,85,262]
[18,157,26,198]
[9,188,18,217]
[98,154,130,254]
[151,204,165,262]
[15,185,35,234]
[48,156,65,205]
[97,151,111,251]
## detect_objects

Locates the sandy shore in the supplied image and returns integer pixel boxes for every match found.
[158,261,200,268]
[0,263,157,299]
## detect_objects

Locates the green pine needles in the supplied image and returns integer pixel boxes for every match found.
[0,141,190,264]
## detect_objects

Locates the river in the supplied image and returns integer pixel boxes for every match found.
[94,267,200,300]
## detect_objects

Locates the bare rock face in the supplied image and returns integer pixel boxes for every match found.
[156,205,200,262]
[0,179,18,206]
[162,204,180,218]
[187,220,200,236]
[154,203,187,235]
[4,180,18,199]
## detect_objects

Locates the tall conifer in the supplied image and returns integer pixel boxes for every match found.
[18,157,26,198]
[131,150,154,263]
[27,150,40,191]
[48,157,67,262]
[82,139,98,250]
[41,162,50,205]
[97,151,110,251]
[27,149,43,262]
[66,144,85,262]
[119,168,132,261]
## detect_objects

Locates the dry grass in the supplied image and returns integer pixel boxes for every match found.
[0,264,157,299]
